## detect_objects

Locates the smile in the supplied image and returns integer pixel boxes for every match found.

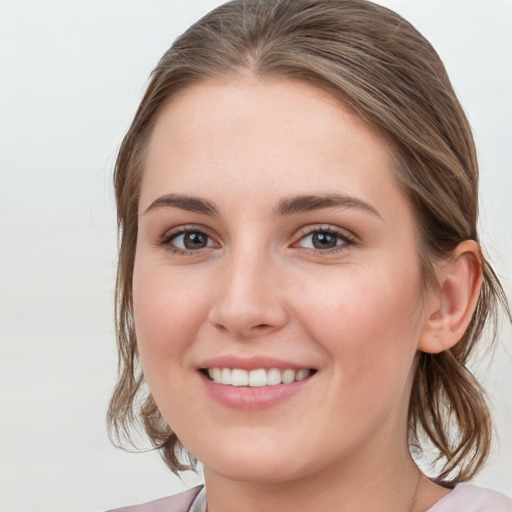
[205,367,315,387]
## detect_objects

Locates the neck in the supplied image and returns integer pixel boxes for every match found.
[203,440,422,512]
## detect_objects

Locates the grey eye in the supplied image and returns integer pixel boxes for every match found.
[172,231,211,250]
[311,232,338,249]
[299,231,344,250]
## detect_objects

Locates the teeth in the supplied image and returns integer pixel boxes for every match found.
[231,369,249,386]
[266,368,282,386]
[296,369,310,381]
[221,368,232,385]
[281,369,295,384]
[206,367,313,386]
[248,368,267,387]
[213,367,222,382]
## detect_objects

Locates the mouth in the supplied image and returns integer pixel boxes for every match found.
[201,367,317,387]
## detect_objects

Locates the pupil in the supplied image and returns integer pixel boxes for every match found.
[184,232,207,249]
[313,232,337,249]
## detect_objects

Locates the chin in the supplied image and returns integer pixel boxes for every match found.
[209,460,308,485]
[198,440,317,485]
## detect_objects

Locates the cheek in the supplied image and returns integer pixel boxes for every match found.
[298,259,424,376]
[132,258,209,387]
[297,265,425,439]
[131,260,215,433]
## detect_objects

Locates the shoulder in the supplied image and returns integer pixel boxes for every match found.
[106,485,204,512]
[427,483,512,512]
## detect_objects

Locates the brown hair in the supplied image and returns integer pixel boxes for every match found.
[107,0,510,480]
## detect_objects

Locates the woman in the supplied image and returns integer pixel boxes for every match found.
[107,0,512,510]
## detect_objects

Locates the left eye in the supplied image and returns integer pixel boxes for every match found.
[297,230,348,250]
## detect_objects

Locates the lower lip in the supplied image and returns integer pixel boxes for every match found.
[200,372,314,410]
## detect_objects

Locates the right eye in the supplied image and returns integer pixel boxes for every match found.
[172,231,212,250]
[158,227,218,254]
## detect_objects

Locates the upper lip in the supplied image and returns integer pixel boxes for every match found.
[198,355,315,371]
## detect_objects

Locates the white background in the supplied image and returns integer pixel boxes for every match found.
[0,1,511,510]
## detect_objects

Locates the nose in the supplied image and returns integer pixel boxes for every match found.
[208,249,289,339]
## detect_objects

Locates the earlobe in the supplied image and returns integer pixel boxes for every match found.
[418,240,483,354]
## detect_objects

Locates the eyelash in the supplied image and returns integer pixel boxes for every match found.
[156,225,356,256]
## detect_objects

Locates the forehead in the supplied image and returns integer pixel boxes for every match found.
[140,77,405,218]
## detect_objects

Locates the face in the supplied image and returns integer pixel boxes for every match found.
[133,77,431,484]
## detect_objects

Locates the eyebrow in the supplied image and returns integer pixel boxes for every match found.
[143,193,220,216]
[143,192,381,219]
[276,193,381,218]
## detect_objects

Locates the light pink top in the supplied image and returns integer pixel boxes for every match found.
[426,483,512,511]
[108,483,512,511]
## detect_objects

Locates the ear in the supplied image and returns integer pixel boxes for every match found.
[418,240,483,354]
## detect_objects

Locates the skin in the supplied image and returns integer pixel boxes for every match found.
[132,77,469,511]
